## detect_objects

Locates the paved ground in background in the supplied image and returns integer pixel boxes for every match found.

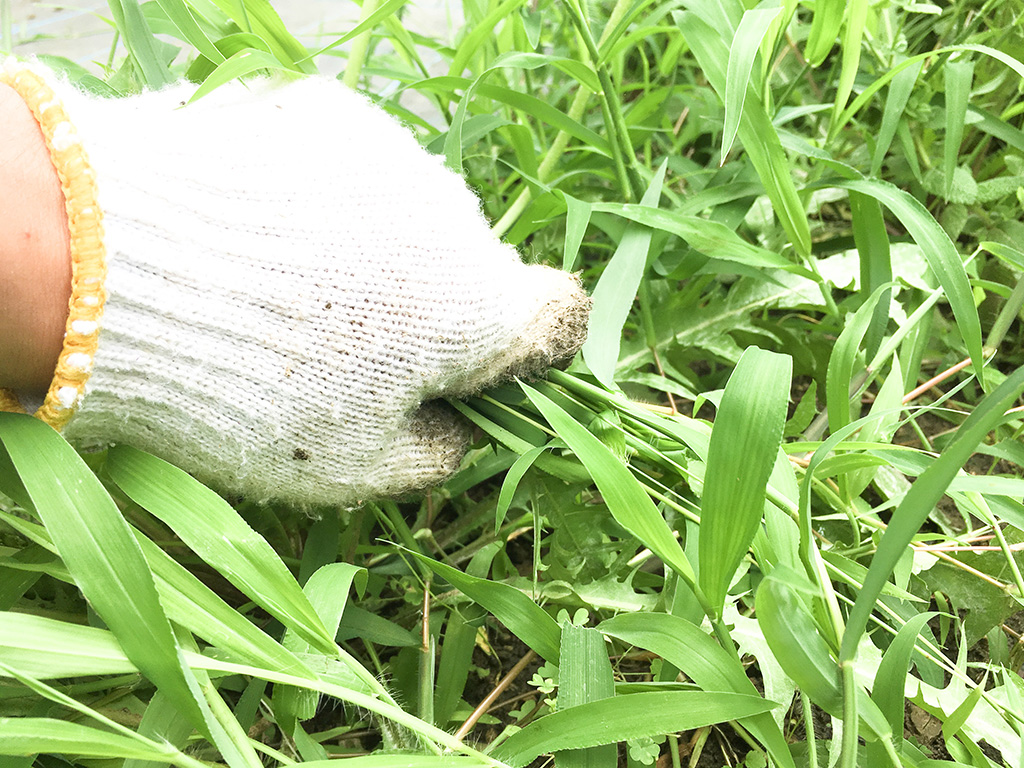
[6,0,457,77]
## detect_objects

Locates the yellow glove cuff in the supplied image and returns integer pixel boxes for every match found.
[0,61,106,430]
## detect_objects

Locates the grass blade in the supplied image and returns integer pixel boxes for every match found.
[870,612,934,742]
[722,6,783,165]
[188,47,296,101]
[521,382,695,585]
[107,0,174,87]
[413,77,612,157]
[410,552,561,663]
[699,347,791,617]
[447,0,528,78]
[303,0,409,61]
[831,178,984,382]
[756,572,842,716]
[494,691,776,767]
[562,194,592,271]
[600,613,796,768]
[591,202,814,277]
[841,365,1024,661]
[582,163,666,387]
[0,414,205,732]
[495,445,549,532]
[0,507,315,678]
[153,0,224,64]
[870,61,922,176]
[557,622,616,768]
[205,0,314,72]
[825,284,889,435]
[849,191,891,358]
[804,0,843,66]
[276,563,369,723]
[677,11,812,257]
[829,0,868,131]
[106,445,336,656]
[943,57,975,200]
[833,44,1024,144]
[0,718,182,762]
[0,611,137,678]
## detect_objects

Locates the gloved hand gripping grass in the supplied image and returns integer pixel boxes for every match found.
[0,59,590,506]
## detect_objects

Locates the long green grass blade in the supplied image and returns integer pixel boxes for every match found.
[495,445,548,532]
[829,0,867,132]
[557,622,616,768]
[302,0,410,61]
[0,506,314,677]
[107,0,174,87]
[722,6,782,165]
[804,0,843,66]
[447,0,528,78]
[205,0,314,72]
[0,612,138,678]
[582,163,665,387]
[831,178,984,382]
[825,284,889,435]
[0,718,181,762]
[849,192,892,357]
[699,347,791,617]
[870,62,922,176]
[276,563,369,723]
[834,44,1024,142]
[184,31,271,81]
[600,613,796,768]
[591,202,813,277]
[943,57,975,200]
[413,77,612,156]
[153,0,223,63]
[562,194,592,271]
[521,383,695,585]
[410,552,561,663]
[841,365,1024,661]
[0,414,206,732]
[677,11,812,257]
[756,572,842,716]
[126,691,195,768]
[494,691,776,767]
[188,47,296,101]
[870,612,934,741]
[106,445,335,655]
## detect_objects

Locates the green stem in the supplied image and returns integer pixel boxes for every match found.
[839,662,860,768]
[985,273,1024,351]
[564,0,642,200]
[803,691,819,768]
[343,0,383,90]
[668,734,682,768]
[879,732,902,767]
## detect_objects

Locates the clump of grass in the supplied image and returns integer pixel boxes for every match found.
[2,1,1024,767]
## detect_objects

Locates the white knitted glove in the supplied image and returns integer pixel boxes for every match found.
[1,61,589,507]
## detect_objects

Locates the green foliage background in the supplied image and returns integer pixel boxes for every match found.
[3,0,1024,766]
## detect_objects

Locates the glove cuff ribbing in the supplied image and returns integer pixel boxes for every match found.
[0,59,107,430]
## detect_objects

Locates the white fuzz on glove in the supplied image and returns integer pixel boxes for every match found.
[1,61,589,507]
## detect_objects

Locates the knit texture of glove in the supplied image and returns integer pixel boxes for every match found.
[0,60,590,507]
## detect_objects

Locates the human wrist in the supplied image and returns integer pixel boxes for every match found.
[0,80,72,391]
[0,61,106,429]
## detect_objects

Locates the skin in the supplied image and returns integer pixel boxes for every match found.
[0,82,72,392]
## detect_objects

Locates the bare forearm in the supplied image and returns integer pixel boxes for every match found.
[0,81,71,391]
